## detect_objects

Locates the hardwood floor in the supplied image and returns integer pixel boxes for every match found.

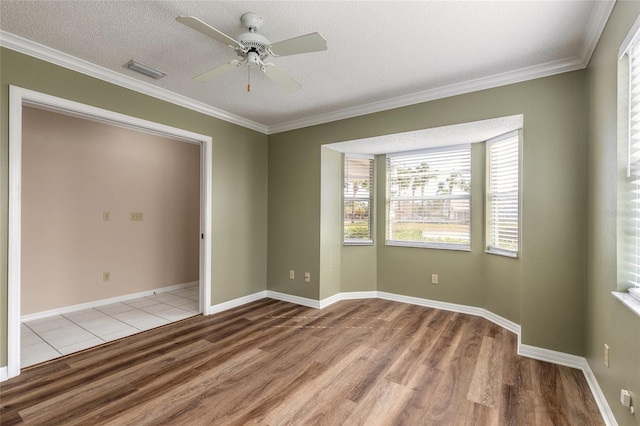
[1,298,603,425]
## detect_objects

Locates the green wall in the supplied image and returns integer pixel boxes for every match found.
[376,143,488,308]
[3,10,636,422]
[586,1,640,424]
[4,10,638,422]
[319,147,342,299]
[2,16,614,398]
[267,130,321,299]
[269,70,586,355]
[0,48,269,368]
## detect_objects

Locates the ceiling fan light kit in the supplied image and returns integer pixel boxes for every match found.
[176,12,327,93]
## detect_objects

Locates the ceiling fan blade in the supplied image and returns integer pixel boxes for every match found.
[194,61,240,81]
[176,16,244,50]
[263,65,301,93]
[268,32,327,57]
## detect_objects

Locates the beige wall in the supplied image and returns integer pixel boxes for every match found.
[1,48,269,367]
[586,1,640,424]
[21,106,200,315]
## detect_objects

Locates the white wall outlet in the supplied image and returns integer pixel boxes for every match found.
[103,211,110,221]
[304,272,311,282]
[103,272,110,282]
[130,212,144,221]
[604,344,609,367]
[621,389,631,407]
[289,270,295,280]
[431,274,439,284]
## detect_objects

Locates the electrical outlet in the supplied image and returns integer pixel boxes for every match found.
[304,272,311,282]
[103,272,110,282]
[431,274,439,284]
[289,270,295,280]
[130,212,144,221]
[604,344,609,367]
[103,211,110,221]
[621,389,631,407]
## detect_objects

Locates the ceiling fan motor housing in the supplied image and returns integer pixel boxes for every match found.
[237,32,271,59]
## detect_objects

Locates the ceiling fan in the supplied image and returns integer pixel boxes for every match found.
[176,13,327,93]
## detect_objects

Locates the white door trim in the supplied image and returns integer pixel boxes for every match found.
[6,85,213,379]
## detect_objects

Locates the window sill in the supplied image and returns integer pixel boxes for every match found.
[485,249,518,258]
[612,291,640,318]
[385,240,471,252]
[344,240,374,246]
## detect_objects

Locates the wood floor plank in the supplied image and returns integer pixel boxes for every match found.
[258,344,374,425]
[342,378,412,426]
[0,298,604,425]
[466,335,503,408]
[17,340,216,424]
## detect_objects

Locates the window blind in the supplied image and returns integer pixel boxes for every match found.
[386,145,471,249]
[344,155,374,243]
[627,37,640,295]
[486,131,520,256]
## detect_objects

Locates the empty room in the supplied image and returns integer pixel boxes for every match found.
[0,1,638,425]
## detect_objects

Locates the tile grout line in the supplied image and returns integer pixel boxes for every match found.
[62,309,124,344]
[21,286,200,367]
[22,323,63,358]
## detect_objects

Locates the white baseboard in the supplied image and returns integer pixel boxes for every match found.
[516,344,616,425]
[267,290,378,309]
[581,361,618,426]
[207,291,267,315]
[0,366,7,382]
[376,291,521,335]
[378,291,484,316]
[517,339,615,425]
[319,291,377,308]
[18,284,612,424]
[480,308,521,335]
[21,281,199,322]
[266,290,322,308]
[517,343,584,369]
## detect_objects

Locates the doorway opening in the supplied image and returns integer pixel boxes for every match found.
[6,86,213,379]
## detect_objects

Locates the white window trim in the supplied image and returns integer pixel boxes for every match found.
[485,130,521,258]
[616,15,640,317]
[386,144,472,251]
[344,154,375,246]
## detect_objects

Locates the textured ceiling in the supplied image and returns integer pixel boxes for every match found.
[0,1,612,132]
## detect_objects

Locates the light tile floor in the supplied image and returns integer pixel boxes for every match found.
[21,284,199,368]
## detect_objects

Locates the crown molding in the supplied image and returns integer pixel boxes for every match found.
[267,56,584,134]
[580,0,616,66]
[1,0,614,137]
[0,31,269,134]
[268,2,614,135]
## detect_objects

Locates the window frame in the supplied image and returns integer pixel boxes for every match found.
[485,130,521,258]
[343,154,375,245]
[385,144,472,251]
[615,14,640,316]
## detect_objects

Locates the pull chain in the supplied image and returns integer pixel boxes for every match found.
[247,64,251,92]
